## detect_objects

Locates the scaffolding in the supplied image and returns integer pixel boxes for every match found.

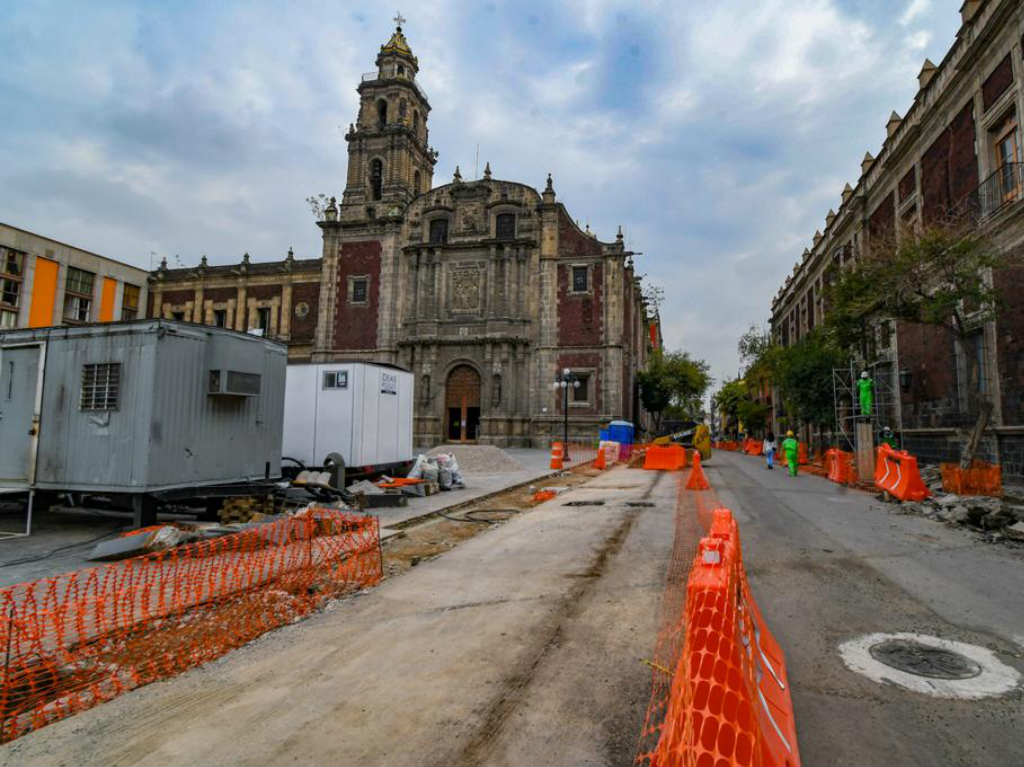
[832,360,902,453]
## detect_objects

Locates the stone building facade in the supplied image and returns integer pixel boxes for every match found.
[148,23,655,447]
[770,0,1024,478]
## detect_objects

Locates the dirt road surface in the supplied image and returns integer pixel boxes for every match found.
[0,466,683,766]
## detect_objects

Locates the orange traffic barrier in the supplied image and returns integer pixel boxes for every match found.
[874,444,930,501]
[798,443,808,465]
[826,448,857,485]
[594,447,607,470]
[642,508,800,767]
[685,450,710,490]
[0,508,381,744]
[743,438,763,456]
[940,460,1002,496]
[550,441,564,470]
[532,489,557,503]
[643,444,687,471]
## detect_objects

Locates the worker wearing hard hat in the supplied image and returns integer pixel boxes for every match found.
[782,430,799,477]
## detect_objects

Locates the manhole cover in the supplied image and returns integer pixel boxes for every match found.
[869,639,982,680]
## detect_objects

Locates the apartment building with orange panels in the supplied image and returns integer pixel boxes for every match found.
[0,224,149,331]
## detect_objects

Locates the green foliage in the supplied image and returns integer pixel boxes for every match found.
[737,398,770,432]
[775,329,845,428]
[712,378,750,436]
[638,350,711,433]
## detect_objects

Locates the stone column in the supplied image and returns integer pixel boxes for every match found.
[856,421,874,480]
[235,285,247,330]
[280,283,293,340]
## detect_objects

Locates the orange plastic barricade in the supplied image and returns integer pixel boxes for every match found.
[743,438,763,456]
[594,448,607,470]
[874,444,930,501]
[685,450,710,490]
[550,441,564,470]
[0,508,381,743]
[532,489,557,503]
[643,444,687,471]
[826,448,856,485]
[645,508,800,767]
[941,461,1002,496]
[798,443,808,465]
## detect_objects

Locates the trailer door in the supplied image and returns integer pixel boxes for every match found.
[0,345,42,484]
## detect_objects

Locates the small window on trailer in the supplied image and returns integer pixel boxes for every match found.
[81,363,120,411]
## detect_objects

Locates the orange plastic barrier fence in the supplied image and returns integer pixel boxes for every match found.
[641,508,800,767]
[743,438,763,456]
[644,445,688,471]
[0,508,381,743]
[798,443,808,465]
[825,448,857,485]
[873,444,930,502]
[940,461,1002,497]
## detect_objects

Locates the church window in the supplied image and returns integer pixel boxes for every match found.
[413,111,420,134]
[492,373,502,407]
[350,276,369,304]
[421,374,430,404]
[429,218,448,244]
[571,265,588,293]
[213,309,227,327]
[377,99,388,128]
[397,65,405,77]
[370,159,383,201]
[399,99,407,119]
[496,213,516,240]
[414,170,422,194]
[572,373,590,403]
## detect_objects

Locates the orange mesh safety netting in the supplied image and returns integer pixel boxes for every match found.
[941,461,1002,497]
[637,502,800,767]
[0,507,381,743]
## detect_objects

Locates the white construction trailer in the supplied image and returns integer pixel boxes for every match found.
[282,362,414,478]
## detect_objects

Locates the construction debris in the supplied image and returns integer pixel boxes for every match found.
[883,485,1024,540]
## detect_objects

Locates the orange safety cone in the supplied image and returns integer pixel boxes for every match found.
[594,446,606,470]
[550,441,564,470]
[685,449,710,490]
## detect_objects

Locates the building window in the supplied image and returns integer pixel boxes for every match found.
[397,65,405,77]
[966,330,988,395]
[213,309,228,327]
[0,247,24,328]
[370,158,383,201]
[323,370,349,389]
[377,99,387,128]
[399,98,407,118]
[495,213,516,240]
[349,276,369,304]
[121,283,140,320]
[256,307,271,334]
[414,170,422,194]
[63,267,95,323]
[990,108,1021,204]
[429,218,448,244]
[571,265,588,293]
[421,374,430,404]
[492,373,502,406]
[572,373,590,403]
[80,362,120,411]
[413,111,420,134]
[171,311,186,321]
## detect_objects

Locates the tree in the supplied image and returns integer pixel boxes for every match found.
[775,329,845,431]
[827,221,1019,464]
[306,193,329,220]
[638,350,711,434]
[713,378,750,437]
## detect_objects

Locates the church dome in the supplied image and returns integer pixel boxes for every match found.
[377,19,418,69]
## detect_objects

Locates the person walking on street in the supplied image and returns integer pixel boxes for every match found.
[782,430,799,477]
[763,431,776,470]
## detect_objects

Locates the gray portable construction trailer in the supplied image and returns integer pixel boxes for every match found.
[0,320,286,528]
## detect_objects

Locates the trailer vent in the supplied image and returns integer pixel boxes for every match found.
[80,363,120,411]
[208,370,261,397]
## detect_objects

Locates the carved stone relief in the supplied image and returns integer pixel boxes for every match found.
[449,264,483,313]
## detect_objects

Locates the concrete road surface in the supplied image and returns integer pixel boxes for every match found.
[703,450,1024,766]
[0,466,686,766]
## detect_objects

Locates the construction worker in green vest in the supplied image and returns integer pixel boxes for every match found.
[782,430,799,477]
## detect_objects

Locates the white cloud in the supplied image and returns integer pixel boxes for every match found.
[900,0,932,26]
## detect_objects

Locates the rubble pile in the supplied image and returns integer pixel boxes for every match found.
[886,464,1024,542]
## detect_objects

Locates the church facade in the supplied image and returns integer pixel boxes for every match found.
[149,23,656,447]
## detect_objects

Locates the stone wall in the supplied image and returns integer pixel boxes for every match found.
[333,240,381,350]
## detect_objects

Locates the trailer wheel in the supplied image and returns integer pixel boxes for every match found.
[323,452,346,490]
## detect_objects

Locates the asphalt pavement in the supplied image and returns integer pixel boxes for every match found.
[704,450,1024,766]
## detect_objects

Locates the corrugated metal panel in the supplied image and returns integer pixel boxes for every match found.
[1,320,285,494]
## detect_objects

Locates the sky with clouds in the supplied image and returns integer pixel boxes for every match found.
[0,0,963,386]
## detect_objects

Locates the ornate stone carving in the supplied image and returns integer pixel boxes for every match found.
[450,266,481,313]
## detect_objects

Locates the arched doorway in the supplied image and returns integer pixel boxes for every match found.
[445,365,481,442]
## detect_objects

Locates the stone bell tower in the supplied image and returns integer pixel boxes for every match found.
[340,15,437,222]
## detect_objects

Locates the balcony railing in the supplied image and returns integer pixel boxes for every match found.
[361,71,429,103]
[965,162,1024,221]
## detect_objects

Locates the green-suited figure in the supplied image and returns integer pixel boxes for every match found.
[858,371,874,417]
[782,430,799,476]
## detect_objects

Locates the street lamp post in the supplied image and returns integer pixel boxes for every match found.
[552,368,580,461]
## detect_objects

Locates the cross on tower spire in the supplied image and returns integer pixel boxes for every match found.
[393,11,406,28]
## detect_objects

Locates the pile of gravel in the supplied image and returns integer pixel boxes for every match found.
[426,444,526,473]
